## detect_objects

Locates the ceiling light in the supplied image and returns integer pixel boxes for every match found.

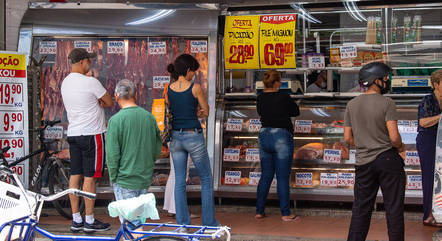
[126,10,176,25]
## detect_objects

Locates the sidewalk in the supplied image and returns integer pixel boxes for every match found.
[37,206,440,241]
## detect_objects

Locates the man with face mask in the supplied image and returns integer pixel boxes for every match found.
[306,70,327,92]
[344,62,406,241]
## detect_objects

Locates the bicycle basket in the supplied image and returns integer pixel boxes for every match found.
[0,180,37,241]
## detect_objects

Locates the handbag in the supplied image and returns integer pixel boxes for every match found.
[161,84,173,143]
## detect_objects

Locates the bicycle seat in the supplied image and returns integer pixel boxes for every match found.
[108,193,159,223]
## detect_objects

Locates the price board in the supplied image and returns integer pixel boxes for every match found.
[153,76,170,89]
[225,170,241,185]
[44,126,63,140]
[39,41,57,55]
[74,41,92,53]
[249,172,261,186]
[190,41,208,53]
[259,14,297,69]
[338,173,355,187]
[248,119,261,132]
[340,45,357,59]
[223,148,240,162]
[224,15,260,69]
[320,173,338,187]
[398,120,418,133]
[149,42,167,55]
[1,164,24,184]
[245,148,260,162]
[226,118,243,132]
[107,41,124,54]
[0,52,29,187]
[294,120,312,133]
[308,54,325,69]
[324,149,342,164]
[407,175,422,190]
[295,172,313,187]
[405,151,420,166]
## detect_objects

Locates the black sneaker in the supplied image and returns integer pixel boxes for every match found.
[83,219,111,233]
[70,220,84,232]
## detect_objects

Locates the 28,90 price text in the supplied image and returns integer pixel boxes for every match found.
[228,45,255,64]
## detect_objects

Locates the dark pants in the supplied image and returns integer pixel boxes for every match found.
[347,148,406,241]
[416,131,437,221]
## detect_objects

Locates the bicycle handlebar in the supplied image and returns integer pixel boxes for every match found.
[42,188,96,201]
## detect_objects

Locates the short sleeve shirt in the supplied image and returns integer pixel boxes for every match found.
[61,73,107,136]
[344,93,399,165]
[417,93,441,133]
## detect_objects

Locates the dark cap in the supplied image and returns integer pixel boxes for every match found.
[68,48,97,64]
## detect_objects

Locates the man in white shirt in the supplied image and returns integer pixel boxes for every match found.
[61,48,113,233]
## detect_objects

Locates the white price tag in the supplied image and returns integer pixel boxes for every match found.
[0,82,24,107]
[190,41,208,53]
[349,149,356,163]
[39,41,57,55]
[149,42,167,55]
[44,126,63,140]
[338,173,355,187]
[249,172,261,186]
[2,164,25,184]
[0,137,24,161]
[248,119,262,132]
[223,148,240,162]
[295,172,313,187]
[74,41,92,53]
[340,45,357,59]
[320,173,338,187]
[324,149,341,164]
[225,171,241,185]
[107,41,124,54]
[294,120,312,133]
[397,120,417,133]
[407,175,422,190]
[405,151,420,166]
[245,148,260,162]
[0,110,24,135]
[308,55,325,69]
[153,76,170,89]
[226,118,243,132]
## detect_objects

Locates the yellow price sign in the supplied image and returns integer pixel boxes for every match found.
[224,15,260,69]
[259,14,297,69]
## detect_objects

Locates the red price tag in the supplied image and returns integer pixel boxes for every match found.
[262,43,294,66]
[338,173,355,187]
[248,172,261,186]
[295,172,313,186]
[226,118,243,132]
[225,171,241,185]
[0,137,24,161]
[407,175,422,190]
[228,44,256,65]
[223,148,240,162]
[245,148,260,162]
[1,164,24,184]
[0,83,23,106]
[0,110,24,135]
[320,173,338,187]
[324,149,341,164]
[294,120,312,133]
[405,151,420,166]
[248,119,261,132]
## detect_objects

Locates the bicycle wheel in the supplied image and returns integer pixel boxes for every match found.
[144,237,186,241]
[48,159,85,219]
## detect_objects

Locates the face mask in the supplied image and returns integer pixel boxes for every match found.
[376,78,390,95]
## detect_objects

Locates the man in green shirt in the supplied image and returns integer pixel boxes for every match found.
[106,79,162,228]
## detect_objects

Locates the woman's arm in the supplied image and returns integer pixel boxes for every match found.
[419,114,441,128]
[192,83,209,118]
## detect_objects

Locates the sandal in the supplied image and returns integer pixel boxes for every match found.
[423,217,442,227]
[254,214,265,219]
[281,215,300,222]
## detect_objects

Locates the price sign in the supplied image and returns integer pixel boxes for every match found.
[405,151,420,166]
[245,148,260,162]
[294,120,312,133]
[153,76,170,89]
[295,172,313,187]
[340,45,357,59]
[44,126,63,140]
[74,41,92,53]
[0,137,24,161]
[398,120,417,133]
[225,171,241,185]
[223,148,240,162]
[0,110,24,135]
[149,42,167,55]
[248,119,261,132]
[320,173,338,187]
[224,16,260,69]
[338,173,355,187]
[1,164,24,184]
[107,41,124,54]
[226,118,243,132]
[308,54,325,69]
[349,149,356,163]
[39,41,57,55]
[249,172,261,186]
[190,41,208,53]
[0,83,23,107]
[324,149,342,164]
[259,14,297,69]
[407,175,422,190]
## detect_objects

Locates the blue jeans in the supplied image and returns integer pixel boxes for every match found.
[256,128,294,216]
[113,183,148,229]
[170,130,218,226]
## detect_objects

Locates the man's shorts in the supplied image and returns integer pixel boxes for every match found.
[67,133,105,178]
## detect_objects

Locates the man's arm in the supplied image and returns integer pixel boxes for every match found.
[386,120,405,152]
[105,119,121,184]
[344,127,355,146]
[99,92,114,108]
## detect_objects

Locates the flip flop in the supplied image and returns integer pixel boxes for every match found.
[281,215,300,222]
[423,217,442,227]
[254,214,265,219]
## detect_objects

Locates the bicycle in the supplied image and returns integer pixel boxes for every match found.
[1,120,84,219]
[0,147,231,241]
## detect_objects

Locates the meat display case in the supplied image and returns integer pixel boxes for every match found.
[214,94,423,204]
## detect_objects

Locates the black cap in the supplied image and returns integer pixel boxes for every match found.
[68,48,96,64]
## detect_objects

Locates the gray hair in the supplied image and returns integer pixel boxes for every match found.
[115,79,136,100]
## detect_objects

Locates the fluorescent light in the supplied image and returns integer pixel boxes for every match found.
[126,10,176,25]
[196,4,219,10]
[343,1,363,22]
[291,3,322,24]
[350,1,367,21]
